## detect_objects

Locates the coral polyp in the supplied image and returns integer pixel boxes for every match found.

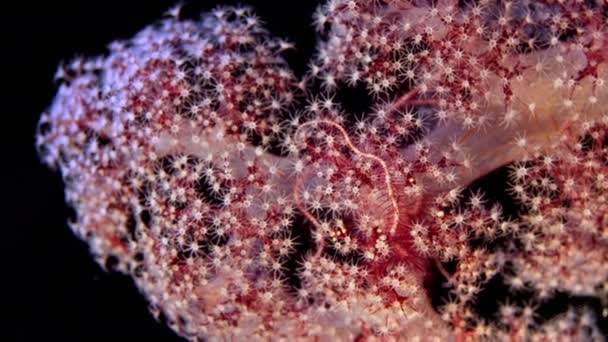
[37,1,608,340]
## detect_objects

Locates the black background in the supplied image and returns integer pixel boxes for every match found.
[5,1,318,340]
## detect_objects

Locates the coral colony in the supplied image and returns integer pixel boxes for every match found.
[36,0,608,340]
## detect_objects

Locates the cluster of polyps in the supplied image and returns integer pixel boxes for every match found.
[37,0,608,340]
[507,116,608,298]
